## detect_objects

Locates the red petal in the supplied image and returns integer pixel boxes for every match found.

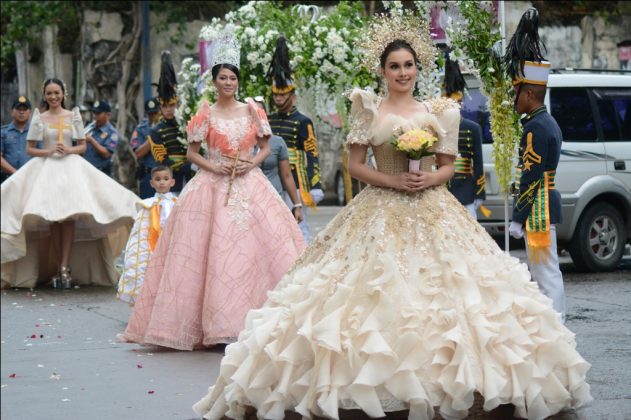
[9,374,16,378]
[30,334,37,339]
[136,364,143,368]
[147,390,155,394]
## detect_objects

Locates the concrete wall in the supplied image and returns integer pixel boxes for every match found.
[505,1,631,70]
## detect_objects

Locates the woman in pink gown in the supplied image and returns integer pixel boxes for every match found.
[119,61,305,350]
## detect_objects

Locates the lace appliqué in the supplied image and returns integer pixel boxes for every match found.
[188,120,209,143]
[346,90,382,147]
[425,98,460,157]
[211,116,252,150]
[425,97,458,117]
[252,111,272,137]
[225,176,250,231]
[347,108,374,146]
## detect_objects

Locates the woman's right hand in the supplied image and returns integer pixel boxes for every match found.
[44,146,59,157]
[209,161,233,176]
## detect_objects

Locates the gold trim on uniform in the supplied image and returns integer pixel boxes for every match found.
[522,132,541,171]
[149,135,167,162]
[304,124,319,158]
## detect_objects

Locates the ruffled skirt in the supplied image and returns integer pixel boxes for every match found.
[1,155,138,288]
[194,185,591,420]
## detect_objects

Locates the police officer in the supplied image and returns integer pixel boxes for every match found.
[131,97,161,198]
[505,8,565,322]
[84,100,119,175]
[1,96,39,182]
[443,56,486,219]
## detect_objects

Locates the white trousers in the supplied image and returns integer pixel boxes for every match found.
[283,189,311,243]
[525,225,566,323]
[464,203,477,219]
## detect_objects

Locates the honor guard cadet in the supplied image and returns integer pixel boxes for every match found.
[267,36,323,242]
[131,97,161,198]
[1,96,37,182]
[84,100,119,175]
[443,56,487,219]
[148,51,190,193]
[505,8,566,322]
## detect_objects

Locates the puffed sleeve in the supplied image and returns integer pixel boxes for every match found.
[26,108,44,142]
[186,100,211,143]
[426,97,460,156]
[71,107,86,140]
[247,99,272,138]
[346,88,378,146]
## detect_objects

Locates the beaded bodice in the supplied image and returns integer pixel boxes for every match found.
[372,143,434,174]
[346,89,460,176]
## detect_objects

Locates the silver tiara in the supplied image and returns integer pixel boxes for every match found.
[210,29,241,70]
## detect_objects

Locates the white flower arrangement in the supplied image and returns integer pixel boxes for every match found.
[180,1,460,131]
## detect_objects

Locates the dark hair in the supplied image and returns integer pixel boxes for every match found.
[151,165,173,177]
[211,64,240,81]
[42,78,67,110]
[379,40,419,69]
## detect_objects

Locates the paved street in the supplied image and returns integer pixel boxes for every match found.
[2,206,630,420]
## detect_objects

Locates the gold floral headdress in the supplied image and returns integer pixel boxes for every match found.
[357,12,437,76]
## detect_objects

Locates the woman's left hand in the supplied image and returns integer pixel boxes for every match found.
[414,171,437,191]
[235,160,253,176]
[54,143,68,156]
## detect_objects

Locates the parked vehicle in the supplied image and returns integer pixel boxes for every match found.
[464,69,631,272]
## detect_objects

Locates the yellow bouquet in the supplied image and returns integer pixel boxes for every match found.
[391,128,438,160]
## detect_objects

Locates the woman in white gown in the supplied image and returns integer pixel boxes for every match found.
[1,78,139,289]
[193,19,591,420]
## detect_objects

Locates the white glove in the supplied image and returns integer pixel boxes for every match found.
[473,199,484,210]
[509,221,524,239]
[310,188,324,204]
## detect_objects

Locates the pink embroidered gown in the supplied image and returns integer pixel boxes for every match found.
[120,100,305,350]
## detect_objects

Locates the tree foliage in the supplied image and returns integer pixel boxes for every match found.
[1,1,77,74]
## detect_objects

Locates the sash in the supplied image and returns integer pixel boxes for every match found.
[454,156,473,174]
[147,196,177,251]
[526,170,556,263]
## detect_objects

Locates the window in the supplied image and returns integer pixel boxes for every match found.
[549,88,597,142]
[592,89,631,142]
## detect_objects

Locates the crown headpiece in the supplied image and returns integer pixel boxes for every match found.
[210,27,241,70]
[357,12,437,76]
[503,8,550,86]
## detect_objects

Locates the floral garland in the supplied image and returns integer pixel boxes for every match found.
[445,1,521,194]
[176,0,377,130]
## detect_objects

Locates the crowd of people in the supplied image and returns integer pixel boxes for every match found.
[1,7,592,420]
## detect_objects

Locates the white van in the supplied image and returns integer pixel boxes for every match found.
[463,70,631,272]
